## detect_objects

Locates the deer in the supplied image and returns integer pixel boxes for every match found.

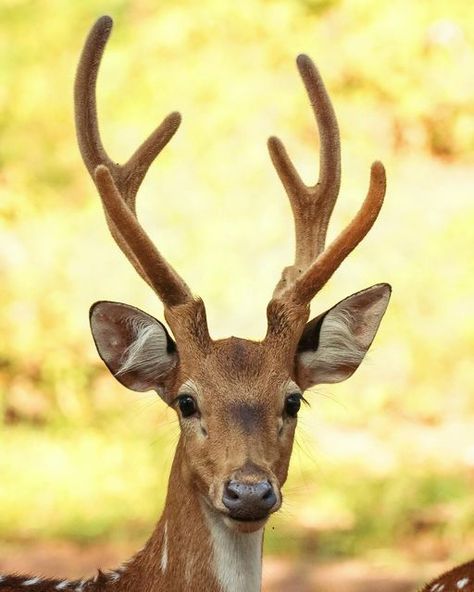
[9,13,466,592]
[420,561,474,592]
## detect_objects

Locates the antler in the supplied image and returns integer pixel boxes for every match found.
[268,55,386,306]
[74,16,193,308]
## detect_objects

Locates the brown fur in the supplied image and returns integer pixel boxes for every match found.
[420,560,474,591]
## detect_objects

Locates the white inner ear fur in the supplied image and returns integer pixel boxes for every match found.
[299,307,366,384]
[117,316,173,380]
[310,308,368,372]
[297,284,390,388]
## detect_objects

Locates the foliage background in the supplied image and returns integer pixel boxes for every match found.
[0,0,473,581]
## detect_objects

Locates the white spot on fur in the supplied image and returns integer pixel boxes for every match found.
[108,571,120,582]
[23,578,42,586]
[203,504,263,592]
[74,579,86,592]
[431,585,445,592]
[457,579,470,589]
[160,521,168,573]
[184,556,194,585]
[0,576,5,583]
[55,581,69,590]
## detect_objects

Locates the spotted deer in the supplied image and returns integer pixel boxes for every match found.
[421,561,474,592]
[0,14,396,592]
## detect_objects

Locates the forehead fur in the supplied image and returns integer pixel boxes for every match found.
[178,336,291,399]
[212,337,267,376]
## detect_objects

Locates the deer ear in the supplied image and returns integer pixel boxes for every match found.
[90,301,178,394]
[295,283,391,389]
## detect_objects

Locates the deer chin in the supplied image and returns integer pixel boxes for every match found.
[200,497,267,535]
[222,515,268,534]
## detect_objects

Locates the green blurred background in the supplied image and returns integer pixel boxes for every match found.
[1,0,473,581]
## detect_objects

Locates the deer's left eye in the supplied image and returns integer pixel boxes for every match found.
[177,395,198,418]
[284,393,302,417]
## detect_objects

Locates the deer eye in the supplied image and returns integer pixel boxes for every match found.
[177,395,198,418]
[284,393,302,418]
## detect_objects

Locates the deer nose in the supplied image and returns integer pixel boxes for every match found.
[222,480,277,521]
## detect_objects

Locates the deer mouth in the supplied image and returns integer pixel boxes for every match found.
[223,514,269,533]
[223,503,275,523]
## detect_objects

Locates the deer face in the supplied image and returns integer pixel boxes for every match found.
[89,283,390,532]
[170,338,296,532]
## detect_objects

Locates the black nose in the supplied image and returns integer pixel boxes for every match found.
[222,480,277,521]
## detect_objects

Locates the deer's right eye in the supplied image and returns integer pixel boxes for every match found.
[177,395,198,418]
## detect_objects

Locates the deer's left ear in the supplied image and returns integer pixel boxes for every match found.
[295,283,391,389]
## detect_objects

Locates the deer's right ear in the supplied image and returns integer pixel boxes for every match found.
[90,301,178,395]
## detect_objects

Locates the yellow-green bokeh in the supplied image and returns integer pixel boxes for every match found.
[0,0,473,569]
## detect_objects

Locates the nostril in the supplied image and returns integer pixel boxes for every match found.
[225,483,239,501]
[222,481,242,510]
[258,482,277,509]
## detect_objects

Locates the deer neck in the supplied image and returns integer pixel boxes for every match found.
[115,438,264,592]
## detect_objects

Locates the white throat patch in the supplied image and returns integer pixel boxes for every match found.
[203,505,263,592]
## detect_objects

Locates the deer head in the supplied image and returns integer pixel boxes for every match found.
[75,16,390,535]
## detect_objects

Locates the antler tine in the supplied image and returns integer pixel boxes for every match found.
[293,160,386,305]
[267,54,386,312]
[74,15,182,208]
[74,16,114,176]
[268,54,341,297]
[75,16,193,307]
[94,166,192,307]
